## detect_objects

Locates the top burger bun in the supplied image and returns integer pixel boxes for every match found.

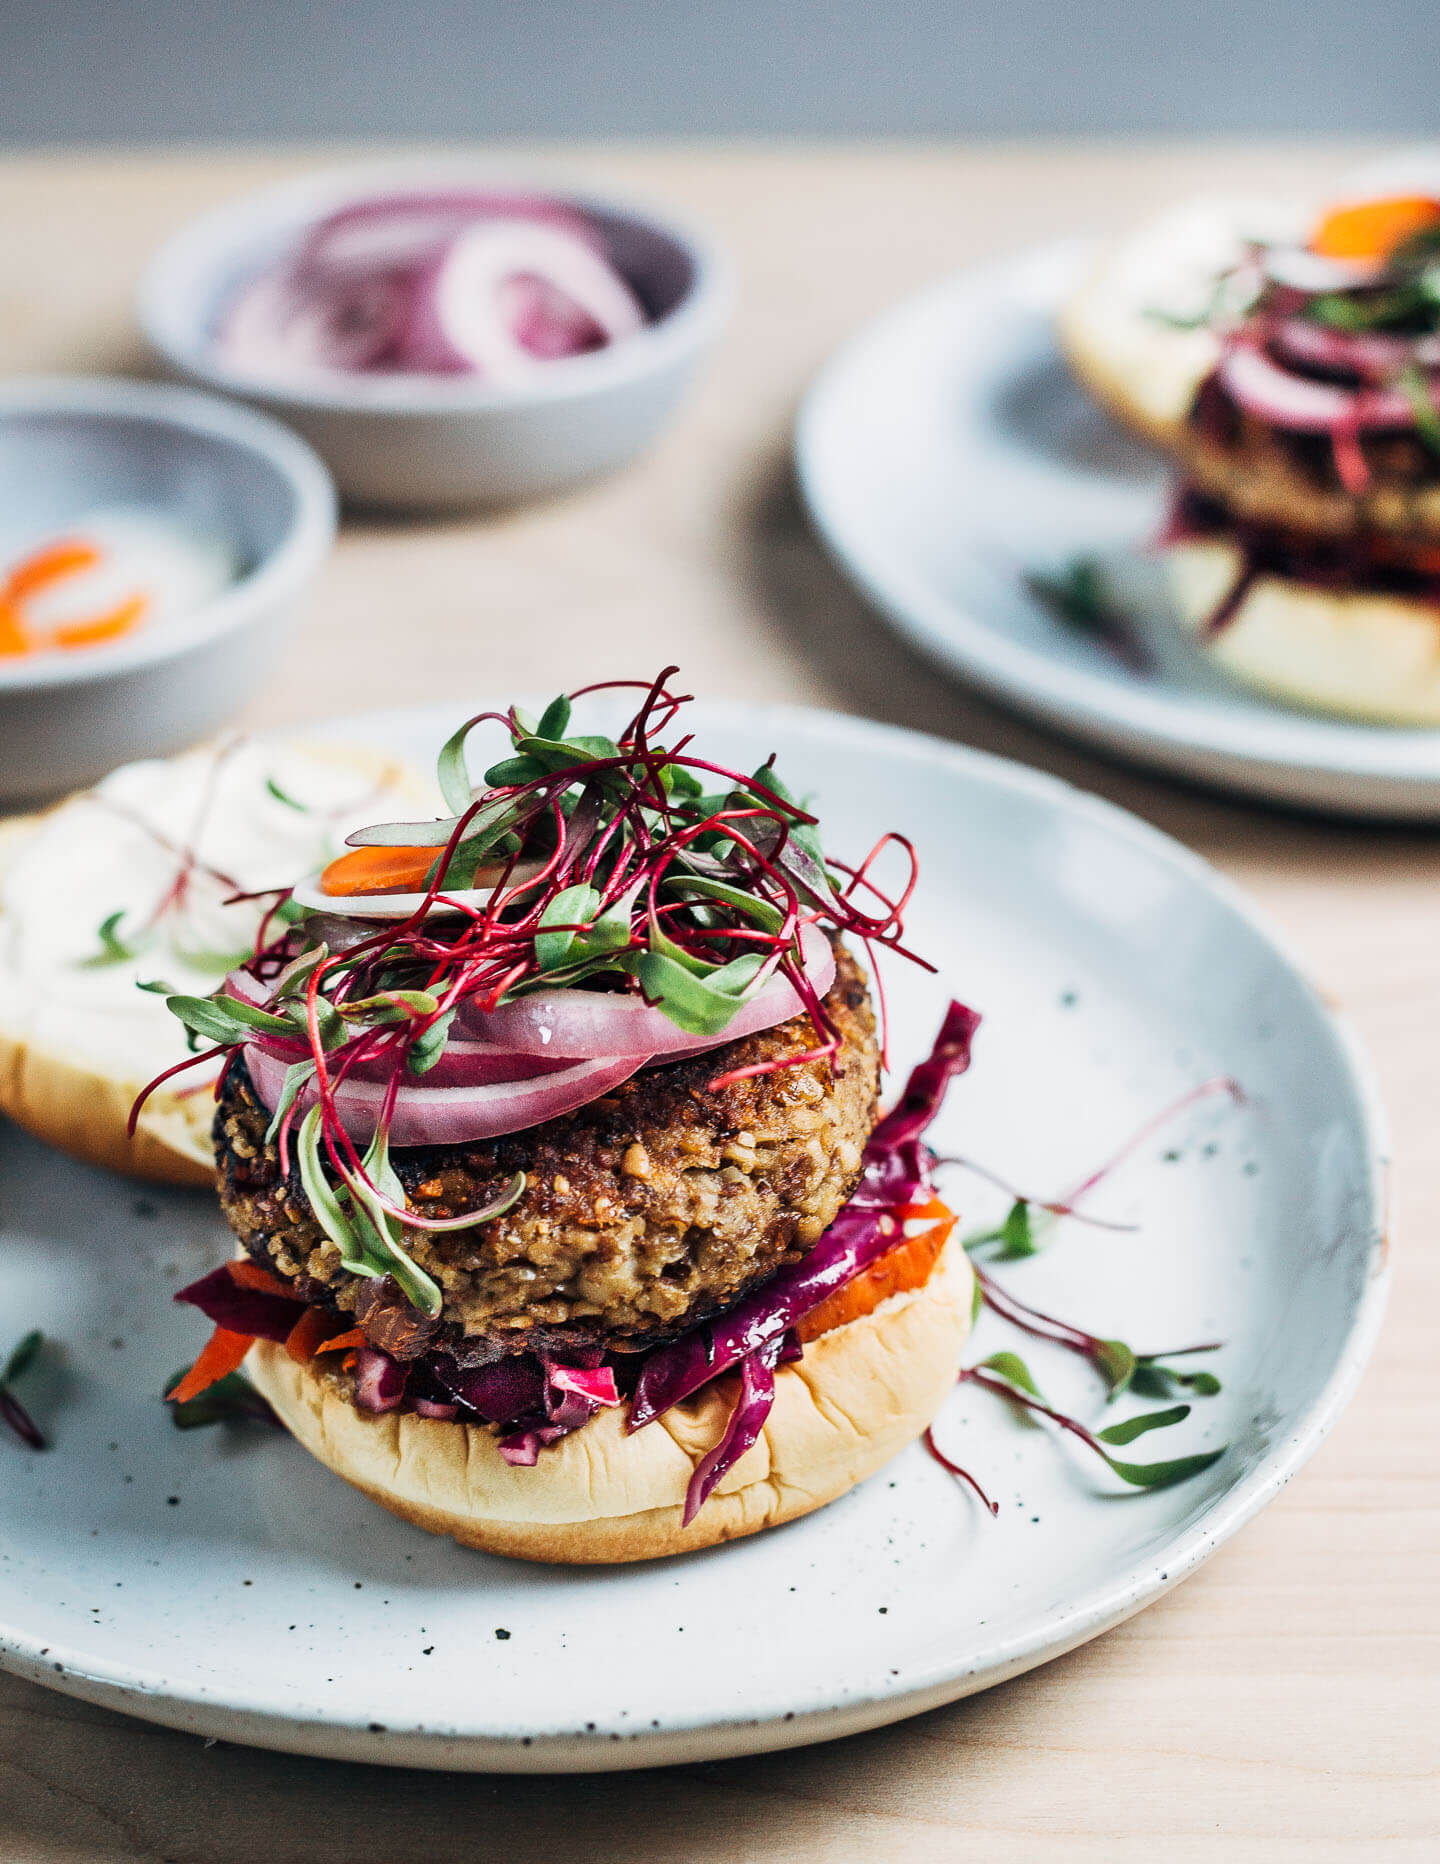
[1058,197,1300,450]
[0,740,430,1186]
[246,1237,976,1564]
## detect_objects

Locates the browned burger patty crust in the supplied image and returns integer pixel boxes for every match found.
[214,939,879,1365]
[1181,380,1440,542]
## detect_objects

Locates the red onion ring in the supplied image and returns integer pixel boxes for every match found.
[1272,318,1440,379]
[243,1040,644,1147]
[215,189,646,382]
[1218,342,1422,432]
[456,923,837,1059]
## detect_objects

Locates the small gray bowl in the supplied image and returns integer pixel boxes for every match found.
[138,159,733,511]
[0,375,336,803]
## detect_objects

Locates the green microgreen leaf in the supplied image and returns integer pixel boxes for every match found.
[536,884,602,971]
[484,755,550,788]
[662,762,703,798]
[966,1198,1058,1261]
[1399,364,1440,461]
[1130,1356,1223,1400]
[665,874,785,935]
[165,993,295,1046]
[166,1366,274,1430]
[341,989,440,1024]
[264,1060,316,1142]
[536,694,572,741]
[296,1106,374,1278]
[407,1008,456,1075]
[265,775,309,812]
[136,977,179,995]
[345,1125,443,1317]
[977,1350,1044,1399]
[1101,1446,1226,1489]
[80,910,148,968]
[626,948,766,1035]
[1094,1337,1138,1399]
[437,717,483,815]
[3,1329,43,1386]
[1096,1403,1190,1447]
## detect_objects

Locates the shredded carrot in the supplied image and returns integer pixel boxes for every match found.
[48,592,148,651]
[2,538,100,604]
[797,1204,957,1344]
[167,1326,253,1403]
[0,601,29,657]
[228,1258,294,1298]
[284,1304,334,1363]
[1311,194,1440,263]
[315,1327,367,1357]
[341,1349,359,1372]
[318,843,439,897]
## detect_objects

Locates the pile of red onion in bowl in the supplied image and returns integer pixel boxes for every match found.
[214,190,649,386]
[227,922,837,1148]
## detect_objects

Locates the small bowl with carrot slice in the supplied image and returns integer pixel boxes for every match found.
[0,375,335,802]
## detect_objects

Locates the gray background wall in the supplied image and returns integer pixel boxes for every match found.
[3,0,1437,142]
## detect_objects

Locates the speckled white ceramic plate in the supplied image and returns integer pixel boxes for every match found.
[797,241,1440,818]
[0,700,1388,1771]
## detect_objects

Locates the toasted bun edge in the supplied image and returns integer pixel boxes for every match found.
[247,1239,976,1565]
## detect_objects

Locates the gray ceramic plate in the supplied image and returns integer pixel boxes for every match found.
[797,240,1440,818]
[0,701,1388,1770]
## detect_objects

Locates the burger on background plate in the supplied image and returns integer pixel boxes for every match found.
[1061,156,1440,722]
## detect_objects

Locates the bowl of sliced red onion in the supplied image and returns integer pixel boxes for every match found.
[138,161,731,511]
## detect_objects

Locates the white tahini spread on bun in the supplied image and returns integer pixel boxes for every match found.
[0,740,430,1182]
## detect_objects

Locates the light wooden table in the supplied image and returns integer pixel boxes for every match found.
[2,142,1437,1863]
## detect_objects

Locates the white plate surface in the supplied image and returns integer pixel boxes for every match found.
[0,700,1388,1770]
[796,240,1440,818]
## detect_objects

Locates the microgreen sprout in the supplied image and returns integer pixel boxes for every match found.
[962,1355,1225,1491]
[0,1330,47,1450]
[166,1365,277,1431]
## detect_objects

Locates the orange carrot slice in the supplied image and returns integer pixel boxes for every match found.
[167,1326,254,1403]
[797,1205,957,1344]
[1311,195,1440,263]
[318,844,439,896]
[314,1327,367,1357]
[229,1258,295,1298]
[283,1305,334,1364]
[0,601,29,657]
[2,539,100,604]
[49,592,148,652]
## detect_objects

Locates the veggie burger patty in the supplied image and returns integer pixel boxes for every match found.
[215,937,879,1365]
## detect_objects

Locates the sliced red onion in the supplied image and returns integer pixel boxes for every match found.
[457,923,836,1060]
[412,1396,459,1420]
[247,1031,582,1090]
[216,189,644,383]
[243,1039,644,1147]
[297,191,596,278]
[1218,343,1418,432]
[353,1347,407,1414]
[396,221,644,379]
[1260,246,1375,293]
[1273,318,1440,378]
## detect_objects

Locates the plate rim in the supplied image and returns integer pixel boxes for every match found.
[794,240,1440,819]
[0,699,1392,1770]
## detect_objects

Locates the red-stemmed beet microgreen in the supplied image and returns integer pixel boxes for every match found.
[0,1330,47,1451]
[961,1356,1226,1491]
[133,669,928,1308]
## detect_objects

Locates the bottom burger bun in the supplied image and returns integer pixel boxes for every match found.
[0,741,429,1186]
[1166,537,1440,724]
[247,1239,976,1565]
